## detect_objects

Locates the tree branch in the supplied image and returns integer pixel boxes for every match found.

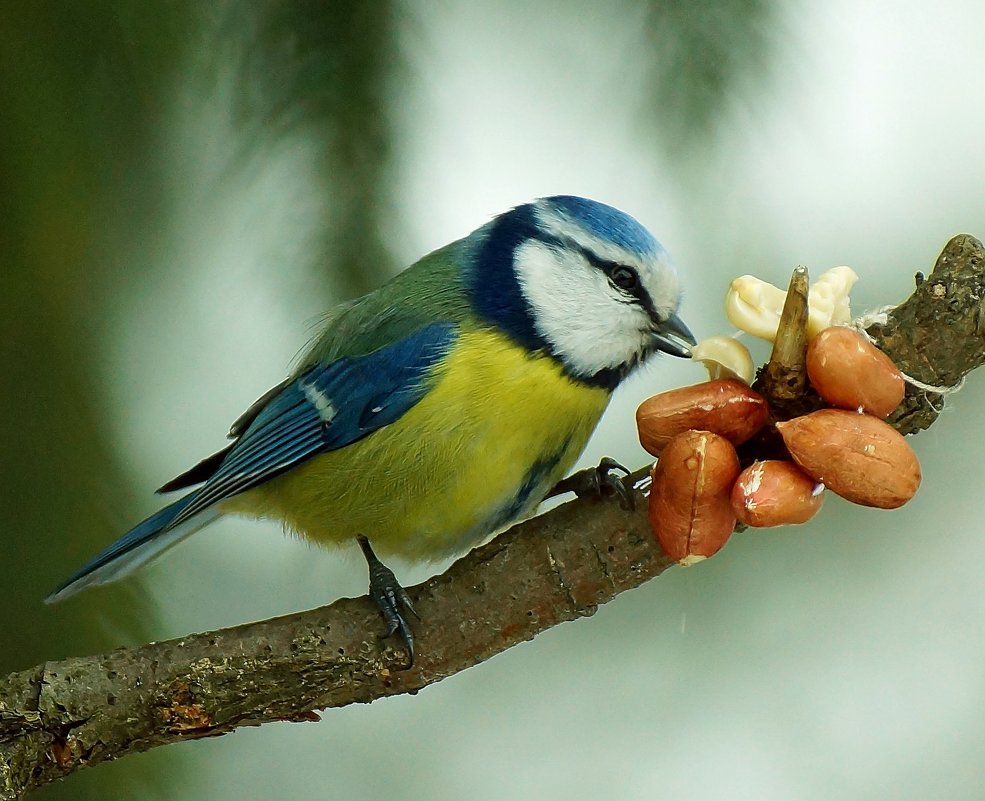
[3,235,984,800]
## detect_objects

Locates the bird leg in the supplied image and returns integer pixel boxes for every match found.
[357,535,419,667]
[546,456,635,511]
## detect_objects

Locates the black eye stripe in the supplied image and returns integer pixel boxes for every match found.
[580,249,624,277]
[578,246,662,323]
[580,248,640,291]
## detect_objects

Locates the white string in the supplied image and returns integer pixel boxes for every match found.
[851,308,965,401]
[852,305,895,330]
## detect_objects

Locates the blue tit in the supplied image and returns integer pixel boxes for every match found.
[47,195,696,662]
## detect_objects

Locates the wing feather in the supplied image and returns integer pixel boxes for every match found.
[167,322,455,528]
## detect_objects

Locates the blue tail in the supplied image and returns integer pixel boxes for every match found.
[45,492,222,603]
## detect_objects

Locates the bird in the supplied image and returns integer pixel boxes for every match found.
[46,195,696,664]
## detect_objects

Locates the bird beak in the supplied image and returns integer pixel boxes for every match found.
[650,313,697,358]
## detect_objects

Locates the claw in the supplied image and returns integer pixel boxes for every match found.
[546,456,635,511]
[357,536,418,668]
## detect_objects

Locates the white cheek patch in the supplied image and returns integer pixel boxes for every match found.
[513,240,649,377]
[533,201,682,323]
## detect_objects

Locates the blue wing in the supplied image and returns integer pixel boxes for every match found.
[168,321,456,527]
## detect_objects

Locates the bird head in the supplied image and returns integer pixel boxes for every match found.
[467,195,696,389]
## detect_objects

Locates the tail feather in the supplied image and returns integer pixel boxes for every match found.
[45,493,221,603]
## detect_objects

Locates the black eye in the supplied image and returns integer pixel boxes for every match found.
[610,266,638,291]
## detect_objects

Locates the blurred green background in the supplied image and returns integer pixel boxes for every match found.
[4,1,985,799]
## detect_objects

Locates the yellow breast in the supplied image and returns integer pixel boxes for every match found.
[222,328,610,560]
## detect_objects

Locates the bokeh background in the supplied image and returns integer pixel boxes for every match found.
[4,1,985,799]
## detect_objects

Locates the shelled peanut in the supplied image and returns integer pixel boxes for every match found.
[636,379,769,455]
[648,431,740,565]
[731,460,823,527]
[777,409,920,509]
[638,325,919,565]
[806,326,904,417]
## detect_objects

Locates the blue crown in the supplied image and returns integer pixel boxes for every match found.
[543,195,661,261]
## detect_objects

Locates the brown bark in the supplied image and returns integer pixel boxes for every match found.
[2,235,983,800]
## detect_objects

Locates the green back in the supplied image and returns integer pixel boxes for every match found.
[295,237,475,372]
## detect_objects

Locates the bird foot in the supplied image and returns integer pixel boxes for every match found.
[547,456,635,511]
[357,536,419,668]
